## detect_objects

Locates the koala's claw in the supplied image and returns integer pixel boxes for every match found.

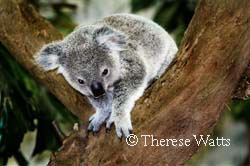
[129,129,133,135]
[118,135,123,142]
[116,128,133,141]
[105,123,113,133]
[87,122,101,134]
[115,126,132,139]
[87,113,105,134]
[105,128,110,133]
[106,120,113,129]
[88,115,94,123]
[106,116,132,139]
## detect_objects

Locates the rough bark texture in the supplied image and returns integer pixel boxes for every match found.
[1,0,250,165]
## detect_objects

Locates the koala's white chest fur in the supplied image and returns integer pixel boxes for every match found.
[36,13,178,138]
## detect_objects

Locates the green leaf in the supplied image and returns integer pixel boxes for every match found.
[131,0,159,12]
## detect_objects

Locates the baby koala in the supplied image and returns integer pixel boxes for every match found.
[36,13,178,139]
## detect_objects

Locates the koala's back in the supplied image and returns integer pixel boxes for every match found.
[95,13,178,81]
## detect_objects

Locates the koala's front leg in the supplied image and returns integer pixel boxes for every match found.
[106,81,147,138]
[106,97,133,138]
[88,107,111,133]
[87,93,112,133]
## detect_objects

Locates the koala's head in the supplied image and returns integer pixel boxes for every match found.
[35,26,126,98]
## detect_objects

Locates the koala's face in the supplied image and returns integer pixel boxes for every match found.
[36,26,125,98]
[61,44,121,98]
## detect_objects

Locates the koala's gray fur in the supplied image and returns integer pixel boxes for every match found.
[35,13,178,138]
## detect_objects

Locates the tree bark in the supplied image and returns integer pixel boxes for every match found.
[1,0,250,165]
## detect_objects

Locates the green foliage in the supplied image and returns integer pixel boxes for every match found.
[28,0,77,35]
[48,11,77,35]
[154,0,195,45]
[131,0,196,45]
[0,44,78,165]
[131,0,159,12]
[230,100,250,126]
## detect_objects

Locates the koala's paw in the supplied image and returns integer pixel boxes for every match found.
[88,113,106,134]
[106,115,133,139]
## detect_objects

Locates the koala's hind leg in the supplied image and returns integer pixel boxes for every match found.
[87,93,112,133]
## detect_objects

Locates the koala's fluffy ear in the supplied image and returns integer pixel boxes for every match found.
[35,42,63,71]
[94,27,126,51]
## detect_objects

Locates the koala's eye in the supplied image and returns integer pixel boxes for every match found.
[102,69,109,76]
[78,79,85,84]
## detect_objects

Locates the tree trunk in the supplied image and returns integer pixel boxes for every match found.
[1,0,250,165]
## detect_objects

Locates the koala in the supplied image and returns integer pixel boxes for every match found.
[35,13,178,139]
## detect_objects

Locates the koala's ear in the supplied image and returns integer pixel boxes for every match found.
[35,42,63,71]
[94,27,126,51]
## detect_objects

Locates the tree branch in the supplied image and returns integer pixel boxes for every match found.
[1,0,250,165]
[0,0,93,123]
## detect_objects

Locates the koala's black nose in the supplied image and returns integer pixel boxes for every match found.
[90,81,105,98]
